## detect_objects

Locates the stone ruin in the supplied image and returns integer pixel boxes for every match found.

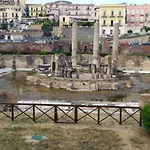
[27,22,131,91]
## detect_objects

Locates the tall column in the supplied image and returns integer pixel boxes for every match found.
[71,22,77,69]
[93,21,99,68]
[112,23,119,75]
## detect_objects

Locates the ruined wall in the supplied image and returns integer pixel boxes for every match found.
[117,55,150,71]
[0,43,52,52]
[1,54,150,71]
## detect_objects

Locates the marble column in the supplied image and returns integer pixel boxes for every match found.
[71,22,77,69]
[93,21,99,68]
[112,23,119,75]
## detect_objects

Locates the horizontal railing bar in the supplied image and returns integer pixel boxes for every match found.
[0,103,140,109]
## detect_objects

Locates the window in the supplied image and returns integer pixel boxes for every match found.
[63,17,65,22]
[140,9,144,15]
[102,29,105,34]
[131,10,135,15]
[12,13,14,17]
[127,9,129,14]
[103,20,106,25]
[111,11,114,16]
[110,20,113,26]
[140,17,144,22]
[119,11,122,16]
[118,20,121,25]
[131,17,134,22]
[103,11,106,16]
[36,7,38,11]
[31,8,33,11]
[110,29,113,34]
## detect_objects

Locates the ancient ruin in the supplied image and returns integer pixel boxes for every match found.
[27,22,132,91]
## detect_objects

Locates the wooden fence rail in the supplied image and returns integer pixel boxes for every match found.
[0,103,141,126]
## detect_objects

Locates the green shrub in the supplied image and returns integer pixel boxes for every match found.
[141,104,150,132]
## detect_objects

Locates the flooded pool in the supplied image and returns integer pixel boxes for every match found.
[0,71,150,102]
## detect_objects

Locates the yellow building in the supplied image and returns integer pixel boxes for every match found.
[27,4,45,17]
[98,4,126,36]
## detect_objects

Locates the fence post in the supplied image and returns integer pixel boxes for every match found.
[119,108,122,125]
[11,104,14,121]
[74,106,78,123]
[98,107,100,124]
[33,104,36,122]
[54,105,58,123]
[139,108,142,126]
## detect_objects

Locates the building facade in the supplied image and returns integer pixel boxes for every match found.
[45,1,96,26]
[0,0,26,24]
[26,4,46,18]
[126,4,150,33]
[98,4,126,36]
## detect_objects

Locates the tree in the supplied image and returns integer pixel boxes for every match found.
[142,26,150,32]
[0,21,8,30]
[141,104,150,132]
[127,30,133,34]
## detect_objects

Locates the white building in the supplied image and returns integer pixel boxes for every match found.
[45,0,96,26]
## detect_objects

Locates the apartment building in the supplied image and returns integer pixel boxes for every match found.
[98,4,126,36]
[45,0,96,26]
[126,4,150,33]
[26,4,46,18]
[0,0,26,23]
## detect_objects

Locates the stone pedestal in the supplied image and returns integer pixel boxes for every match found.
[139,94,150,108]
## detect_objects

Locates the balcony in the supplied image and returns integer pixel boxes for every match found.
[102,24,107,27]
[117,16,123,18]
[109,15,115,18]
[102,15,107,18]
[109,25,114,27]
[131,14,135,16]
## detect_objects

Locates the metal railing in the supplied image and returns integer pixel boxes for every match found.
[0,102,141,126]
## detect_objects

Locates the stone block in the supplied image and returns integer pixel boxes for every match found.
[139,94,150,108]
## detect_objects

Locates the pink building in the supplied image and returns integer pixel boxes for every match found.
[126,4,150,32]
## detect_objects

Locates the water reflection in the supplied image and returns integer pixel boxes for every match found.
[1,71,150,102]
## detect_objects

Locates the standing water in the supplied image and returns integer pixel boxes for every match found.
[0,71,150,102]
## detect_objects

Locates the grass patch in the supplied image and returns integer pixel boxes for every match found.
[108,94,126,102]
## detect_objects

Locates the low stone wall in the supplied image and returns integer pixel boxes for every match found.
[27,74,131,91]
[0,43,52,52]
